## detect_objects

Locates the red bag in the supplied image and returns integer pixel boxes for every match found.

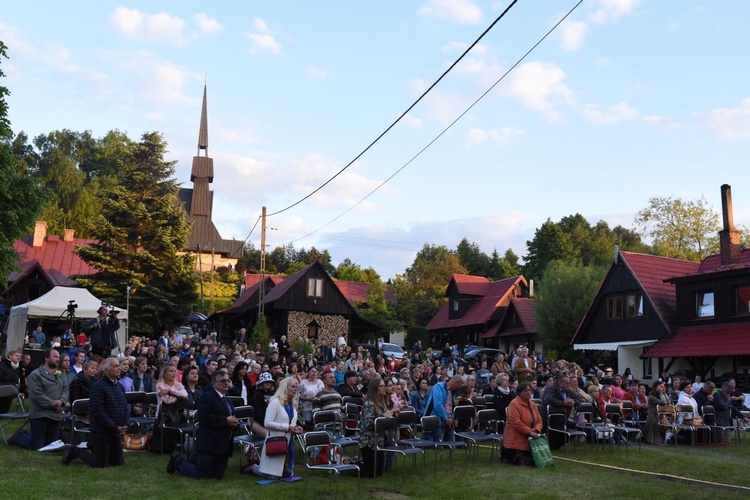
[264,436,288,456]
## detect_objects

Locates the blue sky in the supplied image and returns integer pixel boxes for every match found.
[2,1,749,280]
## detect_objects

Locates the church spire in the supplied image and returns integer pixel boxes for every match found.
[197,84,208,155]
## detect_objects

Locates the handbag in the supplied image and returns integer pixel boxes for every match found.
[529,436,554,468]
[123,433,149,451]
[264,436,289,456]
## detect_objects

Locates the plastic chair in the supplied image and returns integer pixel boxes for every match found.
[604,404,642,450]
[313,410,360,459]
[395,411,437,469]
[373,417,424,477]
[0,386,29,445]
[575,403,612,449]
[453,406,501,461]
[125,392,157,433]
[300,431,360,494]
[71,398,91,444]
[420,415,467,469]
[547,406,586,450]
[702,405,740,445]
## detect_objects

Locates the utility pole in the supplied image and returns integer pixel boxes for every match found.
[259,206,266,318]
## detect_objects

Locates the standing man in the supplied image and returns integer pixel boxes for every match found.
[82,306,120,357]
[62,357,128,467]
[513,348,536,381]
[15,349,69,449]
[425,375,463,442]
[313,370,343,415]
[32,326,47,347]
[168,369,240,479]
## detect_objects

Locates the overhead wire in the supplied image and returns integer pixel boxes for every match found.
[266,0,519,217]
[284,0,584,246]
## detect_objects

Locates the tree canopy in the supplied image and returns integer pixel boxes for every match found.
[0,41,48,284]
[75,132,198,335]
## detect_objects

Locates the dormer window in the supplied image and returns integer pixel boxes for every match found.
[696,291,714,318]
[453,300,459,312]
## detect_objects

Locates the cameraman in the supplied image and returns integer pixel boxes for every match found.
[82,306,120,357]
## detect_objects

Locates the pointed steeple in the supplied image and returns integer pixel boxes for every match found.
[197,85,208,155]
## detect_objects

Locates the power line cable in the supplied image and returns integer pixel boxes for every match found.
[285,0,584,245]
[267,0,519,217]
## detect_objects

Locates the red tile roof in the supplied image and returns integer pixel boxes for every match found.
[480,323,501,339]
[9,235,99,288]
[619,251,699,332]
[642,322,750,358]
[427,276,526,330]
[510,298,537,333]
[688,248,750,276]
[334,280,396,306]
[451,274,490,296]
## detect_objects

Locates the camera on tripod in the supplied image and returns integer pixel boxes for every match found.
[66,300,78,317]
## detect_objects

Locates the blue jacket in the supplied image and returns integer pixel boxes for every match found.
[425,381,452,425]
[89,377,128,433]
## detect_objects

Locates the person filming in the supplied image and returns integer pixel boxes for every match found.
[82,305,120,357]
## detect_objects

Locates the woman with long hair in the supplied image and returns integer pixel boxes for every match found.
[298,367,323,426]
[154,364,189,452]
[289,363,303,384]
[259,377,303,478]
[644,380,671,445]
[358,376,396,477]
[229,361,251,405]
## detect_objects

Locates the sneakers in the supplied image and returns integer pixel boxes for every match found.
[167,451,180,475]
[664,431,674,444]
[61,445,75,466]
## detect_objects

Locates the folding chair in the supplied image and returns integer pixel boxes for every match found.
[125,392,157,433]
[373,417,424,477]
[453,405,500,461]
[604,404,642,450]
[0,385,29,445]
[420,415,467,470]
[547,406,586,450]
[395,411,437,469]
[575,403,612,450]
[233,405,266,469]
[299,431,359,495]
[313,410,360,460]
[621,400,647,428]
[159,406,195,454]
[227,395,245,408]
[702,405,740,445]
[71,398,91,445]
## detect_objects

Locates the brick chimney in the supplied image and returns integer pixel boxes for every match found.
[719,184,740,266]
[32,221,47,248]
[63,229,75,242]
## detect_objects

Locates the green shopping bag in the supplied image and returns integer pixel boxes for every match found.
[529,436,554,468]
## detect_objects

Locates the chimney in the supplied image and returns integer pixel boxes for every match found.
[614,244,619,264]
[63,229,75,242]
[32,221,47,248]
[529,279,534,297]
[719,184,740,266]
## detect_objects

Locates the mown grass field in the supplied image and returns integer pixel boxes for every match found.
[1,425,749,500]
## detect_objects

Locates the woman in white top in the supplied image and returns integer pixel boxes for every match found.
[676,380,699,424]
[259,377,303,478]
[298,367,323,426]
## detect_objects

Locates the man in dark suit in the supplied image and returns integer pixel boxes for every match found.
[542,374,579,450]
[168,369,239,479]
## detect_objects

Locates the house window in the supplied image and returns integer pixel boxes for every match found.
[695,291,714,318]
[735,286,750,316]
[307,278,324,298]
[453,300,459,312]
[607,297,623,319]
[626,294,643,318]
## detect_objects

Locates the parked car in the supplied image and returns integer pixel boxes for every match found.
[459,347,505,366]
[381,342,407,361]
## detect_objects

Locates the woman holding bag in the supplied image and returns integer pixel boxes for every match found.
[259,377,303,478]
[500,381,543,466]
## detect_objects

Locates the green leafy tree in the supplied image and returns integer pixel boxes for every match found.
[75,132,198,335]
[456,238,490,276]
[393,243,467,327]
[523,219,576,280]
[535,260,607,360]
[634,195,720,261]
[357,278,401,332]
[0,41,48,284]
[252,314,271,356]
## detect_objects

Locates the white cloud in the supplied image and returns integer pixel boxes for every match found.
[642,115,681,132]
[119,52,197,106]
[110,6,143,37]
[308,67,328,80]
[559,20,589,52]
[591,0,640,25]
[465,127,524,146]
[583,102,639,125]
[418,0,483,24]
[253,18,270,32]
[506,61,574,122]
[194,13,222,34]
[441,41,487,55]
[109,7,185,45]
[245,31,282,55]
[402,114,423,129]
[704,98,750,140]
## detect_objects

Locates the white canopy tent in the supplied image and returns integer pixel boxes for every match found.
[5,286,128,355]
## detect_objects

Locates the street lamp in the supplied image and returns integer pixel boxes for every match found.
[126,285,131,338]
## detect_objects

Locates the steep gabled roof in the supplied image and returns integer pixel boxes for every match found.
[642,323,750,358]
[9,235,99,288]
[570,250,699,344]
[509,297,537,332]
[427,275,526,330]
[334,280,397,307]
[450,274,491,296]
[666,247,750,281]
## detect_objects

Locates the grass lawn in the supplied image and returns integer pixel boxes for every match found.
[1,426,749,499]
